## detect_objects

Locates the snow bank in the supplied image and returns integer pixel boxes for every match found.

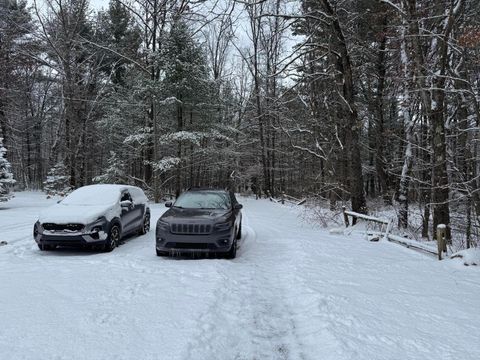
[451,248,480,266]
[329,227,344,235]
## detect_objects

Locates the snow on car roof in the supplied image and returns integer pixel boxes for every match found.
[61,184,146,206]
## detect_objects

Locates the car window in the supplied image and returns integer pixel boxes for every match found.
[174,192,231,210]
[121,192,132,202]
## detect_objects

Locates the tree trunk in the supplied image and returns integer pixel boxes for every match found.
[397,20,414,229]
[375,21,388,201]
[175,99,183,197]
[0,101,8,148]
[322,0,366,214]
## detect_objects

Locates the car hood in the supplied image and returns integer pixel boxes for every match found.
[161,207,231,222]
[38,203,115,225]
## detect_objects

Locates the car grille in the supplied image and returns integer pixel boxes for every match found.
[42,223,84,232]
[170,223,212,235]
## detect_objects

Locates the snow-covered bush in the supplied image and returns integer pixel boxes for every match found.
[302,204,342,228]
[43,162,70,196]
[0,137,16,202]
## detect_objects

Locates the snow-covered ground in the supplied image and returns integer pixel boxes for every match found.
[0,192,479,360]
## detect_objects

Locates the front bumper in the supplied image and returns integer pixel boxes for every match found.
[34,220,109,247]
[156,229,234,253]
[35,234,108,247]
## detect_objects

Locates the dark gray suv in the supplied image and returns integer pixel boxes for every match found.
[156,189,243,258]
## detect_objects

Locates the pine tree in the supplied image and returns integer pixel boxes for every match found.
[43,162,70,196]
[160,19,215,195]
[92,151,128,184]
[0,137,15,202]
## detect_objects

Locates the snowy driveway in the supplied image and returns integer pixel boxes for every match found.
[1,193,479,360]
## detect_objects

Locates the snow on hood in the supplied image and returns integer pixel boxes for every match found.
[161,207,230,222]
[39,203,116,225]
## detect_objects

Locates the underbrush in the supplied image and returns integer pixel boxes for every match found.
[300,197,478,252]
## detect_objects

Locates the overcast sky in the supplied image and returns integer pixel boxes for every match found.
[89,0,107,10]
[30,0,108,12]
[27,0,300,84]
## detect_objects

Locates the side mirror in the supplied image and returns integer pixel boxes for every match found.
[120,200,133,208]
[234,203,243,210]
[165,201,173,208]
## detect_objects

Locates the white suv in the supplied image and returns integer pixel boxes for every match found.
[34,184,150,252]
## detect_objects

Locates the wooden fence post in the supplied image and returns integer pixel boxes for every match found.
[437,224,447,260]
[342,206,349,227]
[383,220,393,241]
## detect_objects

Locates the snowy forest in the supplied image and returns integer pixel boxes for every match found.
[1,0,479,246]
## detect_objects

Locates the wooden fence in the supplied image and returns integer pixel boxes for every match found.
[342,206,447,260]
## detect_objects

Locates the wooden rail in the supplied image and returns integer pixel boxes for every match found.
[386,234,438,257]
[342,206,392,241]
[341,206,446,259]
[270,192,306,206]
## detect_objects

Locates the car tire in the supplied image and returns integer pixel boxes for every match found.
[225,238,237,259]
[236,222,242,239]
[104,224,120,252]
[38,244,54,251]
[140,213,150,235]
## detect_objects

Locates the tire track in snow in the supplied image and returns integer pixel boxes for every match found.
[0,221,32,232]
[183,204,307,360]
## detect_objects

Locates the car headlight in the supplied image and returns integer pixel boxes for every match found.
[214,222,231,231]
[86,217,107,233]
[157,220,170,231]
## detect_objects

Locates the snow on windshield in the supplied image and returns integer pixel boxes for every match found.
[174,192,230,209]
[61,185,121,206]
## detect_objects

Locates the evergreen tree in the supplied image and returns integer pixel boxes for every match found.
[43,162,70,196]
[93,1,144,187]
[96,0,141,86]
[159,19,219,194]
[0,0,37,159]
[0,137,15,202]
[93,151,128,184]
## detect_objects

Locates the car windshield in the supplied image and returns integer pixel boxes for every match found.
[61,186,120,206]
[174,191,231,210]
